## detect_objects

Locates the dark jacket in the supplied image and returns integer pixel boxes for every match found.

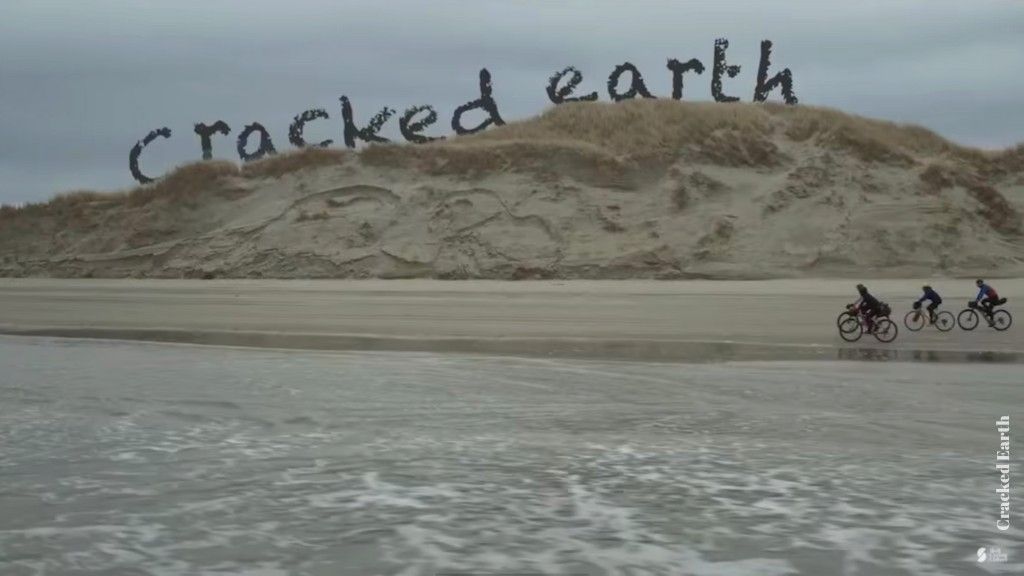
[858,291,880,311]
[916,287,942,305]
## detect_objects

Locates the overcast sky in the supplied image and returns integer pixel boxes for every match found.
[1,0,1023,204]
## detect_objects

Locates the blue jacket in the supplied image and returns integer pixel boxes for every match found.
[976,283,998,301]
[915,287,942,305]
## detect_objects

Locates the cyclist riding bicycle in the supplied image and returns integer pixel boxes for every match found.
[974,279,1004,317]
[913,285,943,323]
[854,283,882,333]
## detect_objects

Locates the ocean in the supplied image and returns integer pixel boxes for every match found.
[0,336,1019,575]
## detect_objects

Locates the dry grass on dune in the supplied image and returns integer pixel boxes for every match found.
[240,146,352,179]
[372,99,1000,171]
[0,161,243,222]
[4,100,1021,220]
[126,160,240,207]
[1,147,355,221]
[360,138,634,184]
[520,101,1021,171]
[362,100,788,174]
[1000,144,1024,173]
[767,103,978,159]
[461,99,776,158]
[0,189,120,224]
[968,183,1021,234]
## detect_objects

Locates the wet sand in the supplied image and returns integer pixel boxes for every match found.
[2,337,1021,575]
[0,278,1021,362]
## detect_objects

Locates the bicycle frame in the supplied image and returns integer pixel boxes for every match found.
[911,304,938,323]
[854,308,880,330]
[969,300,996,319]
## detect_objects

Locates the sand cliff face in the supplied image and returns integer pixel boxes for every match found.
[2,100,1023,279]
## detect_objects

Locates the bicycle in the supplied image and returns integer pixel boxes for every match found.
[903,303,954,332]
[837,302,890,331]
[836,305,857,330]
[838,309,898,343]
[957,299,1013,331]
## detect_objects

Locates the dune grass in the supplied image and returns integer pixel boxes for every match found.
[4,99,1020,217]
[241,146,352,179]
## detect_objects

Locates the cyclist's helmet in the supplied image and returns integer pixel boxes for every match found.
[976,279,984,287]
[923,285,931,291]
[856,283,867,294]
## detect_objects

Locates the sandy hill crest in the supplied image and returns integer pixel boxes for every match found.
[2,100,1023,279]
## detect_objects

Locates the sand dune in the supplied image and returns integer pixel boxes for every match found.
[2,100,1023,279]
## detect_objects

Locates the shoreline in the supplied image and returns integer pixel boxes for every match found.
[1,278,1021,363]
[3,329,1022,365]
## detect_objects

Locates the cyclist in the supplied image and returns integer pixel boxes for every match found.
[913,285,943,323]
[854,283,882,333]
[974,279,1004,318]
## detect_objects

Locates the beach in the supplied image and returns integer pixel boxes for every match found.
[0,278,1021,362]
[2,278,1021,574]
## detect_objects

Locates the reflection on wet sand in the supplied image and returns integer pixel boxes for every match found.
[3,328,1022,366]
[836,347,1022,364]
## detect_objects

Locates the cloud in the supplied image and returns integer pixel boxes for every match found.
[1,0,1022,202]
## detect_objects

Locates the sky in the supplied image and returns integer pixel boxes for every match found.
[1,0,1023,204]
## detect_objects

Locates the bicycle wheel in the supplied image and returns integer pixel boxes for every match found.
[903,310,925,331]
[839,314,861,334]
[958,309,979,331]
[934,311,955,332]
[992,309,1013,331]
[836,310,854,329]
[838,317,863,342]
[873,318,898,343]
